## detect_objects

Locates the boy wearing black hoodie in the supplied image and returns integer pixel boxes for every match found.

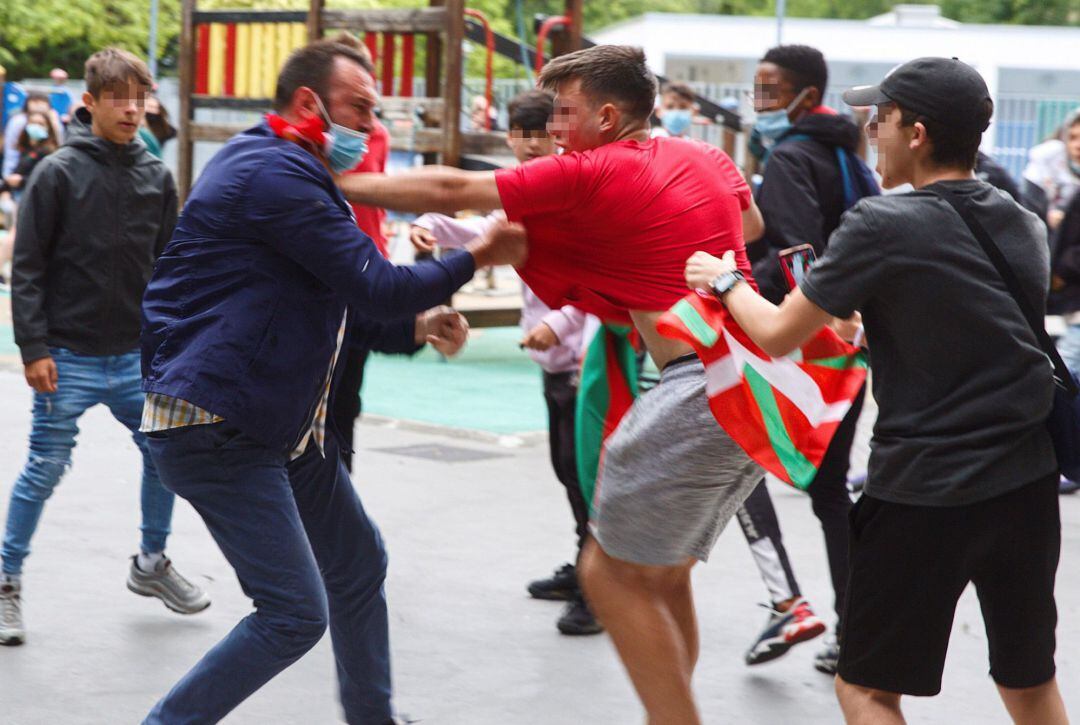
[747,44,877,674]
[0,48,208,647]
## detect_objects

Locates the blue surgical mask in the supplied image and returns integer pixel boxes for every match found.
[314,95,369,173]
[752,87,811,150]
[25,123,49,143]
[661,109,693,136]
[1070,160,1080,178]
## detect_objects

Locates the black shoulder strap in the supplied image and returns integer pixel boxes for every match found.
[928,185,1078,395]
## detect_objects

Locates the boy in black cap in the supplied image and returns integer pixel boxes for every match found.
[684,57,1068,724]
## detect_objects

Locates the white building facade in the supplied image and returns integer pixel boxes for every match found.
[592,5,1080,179]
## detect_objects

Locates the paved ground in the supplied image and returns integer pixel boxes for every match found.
[0,367,1076,724]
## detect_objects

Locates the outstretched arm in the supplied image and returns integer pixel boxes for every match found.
[338,166,502,215]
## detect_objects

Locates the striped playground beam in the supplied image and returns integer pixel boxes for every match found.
[192,21,307,99]
[194,21,420,101]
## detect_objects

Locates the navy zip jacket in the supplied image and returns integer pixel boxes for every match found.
[141,121,475,451]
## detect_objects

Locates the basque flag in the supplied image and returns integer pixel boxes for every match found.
[657,292,868,490]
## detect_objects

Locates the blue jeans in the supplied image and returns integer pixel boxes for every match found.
[1,348,173,575]
[1058,323,1080,377]
[144,423,392,724]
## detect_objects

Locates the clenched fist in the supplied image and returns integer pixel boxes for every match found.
[416,306,470,357]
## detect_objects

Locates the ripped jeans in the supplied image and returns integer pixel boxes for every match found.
[1,348,173,576]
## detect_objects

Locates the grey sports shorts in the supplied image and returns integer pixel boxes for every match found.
[592,355,763,566]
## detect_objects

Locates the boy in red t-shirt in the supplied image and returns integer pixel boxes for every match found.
[340,45,765,723]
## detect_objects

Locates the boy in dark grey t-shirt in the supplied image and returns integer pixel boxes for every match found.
[685,58,1067,725]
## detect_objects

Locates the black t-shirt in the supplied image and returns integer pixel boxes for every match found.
[801,179,1056,506]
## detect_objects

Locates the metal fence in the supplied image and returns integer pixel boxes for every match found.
[992,95,1080,183]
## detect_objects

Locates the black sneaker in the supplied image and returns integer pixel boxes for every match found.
[557,597,603,636]
[527,563,578,601]
[1060,477,1080,495]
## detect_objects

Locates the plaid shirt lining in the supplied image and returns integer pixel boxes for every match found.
[140,316,348,461]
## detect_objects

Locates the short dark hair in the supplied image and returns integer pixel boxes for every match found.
[898,100,993,170]
[761,44,828,96]
[24,90,50,112]
[538,45,657,122]
[661,81,695,104]
[85,48,153,99]
[273,39,373,111]
[507,90,553,131]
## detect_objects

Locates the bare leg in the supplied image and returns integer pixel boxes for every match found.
[661,564,699,672]
[579,539,701,725]
[997,678,1069,725]
[835,676,905,725]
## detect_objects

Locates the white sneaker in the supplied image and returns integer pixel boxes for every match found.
[127,556,210,615]
[0,577,25,646]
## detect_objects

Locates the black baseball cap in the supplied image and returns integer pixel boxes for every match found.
[843,57,992,132]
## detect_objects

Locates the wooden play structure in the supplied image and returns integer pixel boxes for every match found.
[177,0,588,197]
[176,0,741,326]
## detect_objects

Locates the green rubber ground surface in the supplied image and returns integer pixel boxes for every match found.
[0,304,546,434]
[362,326,547,434]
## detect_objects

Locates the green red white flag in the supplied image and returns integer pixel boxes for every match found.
[657,292,868,490]
[574,324,639,513]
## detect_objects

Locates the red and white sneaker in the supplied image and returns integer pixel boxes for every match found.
[744,597,827,666]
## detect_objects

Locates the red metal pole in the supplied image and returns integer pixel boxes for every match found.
[464,9,494,131]
[535,15,570,76]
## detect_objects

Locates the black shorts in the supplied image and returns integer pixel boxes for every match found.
[837,473,1060,696]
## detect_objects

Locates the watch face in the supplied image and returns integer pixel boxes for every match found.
[711,271,743,298]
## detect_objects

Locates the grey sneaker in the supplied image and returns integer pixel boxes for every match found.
[814,634,840,674]
[0,578,25,646]
[127,556,210,615]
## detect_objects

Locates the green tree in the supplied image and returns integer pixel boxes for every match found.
[3,0,1080,83]
[0,0,181,78]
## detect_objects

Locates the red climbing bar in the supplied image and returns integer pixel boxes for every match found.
[380,32,396,96]
[195,24,211,95]
[400,34,415,97]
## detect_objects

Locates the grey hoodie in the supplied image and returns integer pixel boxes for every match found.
[12,106,178,363]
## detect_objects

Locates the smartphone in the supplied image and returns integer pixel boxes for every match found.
[778,244,817,291]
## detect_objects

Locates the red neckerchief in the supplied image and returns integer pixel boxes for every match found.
[266,112,329,154]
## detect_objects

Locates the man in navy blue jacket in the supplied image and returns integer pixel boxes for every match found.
[139,40,524,724]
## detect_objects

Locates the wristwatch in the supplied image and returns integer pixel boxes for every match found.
[709,270,746,301]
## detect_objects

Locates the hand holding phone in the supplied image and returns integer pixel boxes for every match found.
[778,244,816,291]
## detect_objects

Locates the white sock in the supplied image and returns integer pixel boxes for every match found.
[2,573,19,585]
[138,551,165,572]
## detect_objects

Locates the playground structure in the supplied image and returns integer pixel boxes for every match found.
[177,0,590,197]
[177,0,741,194]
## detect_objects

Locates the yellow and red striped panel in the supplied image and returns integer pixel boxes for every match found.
[194,22,306,98]
[194,24,422,99]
